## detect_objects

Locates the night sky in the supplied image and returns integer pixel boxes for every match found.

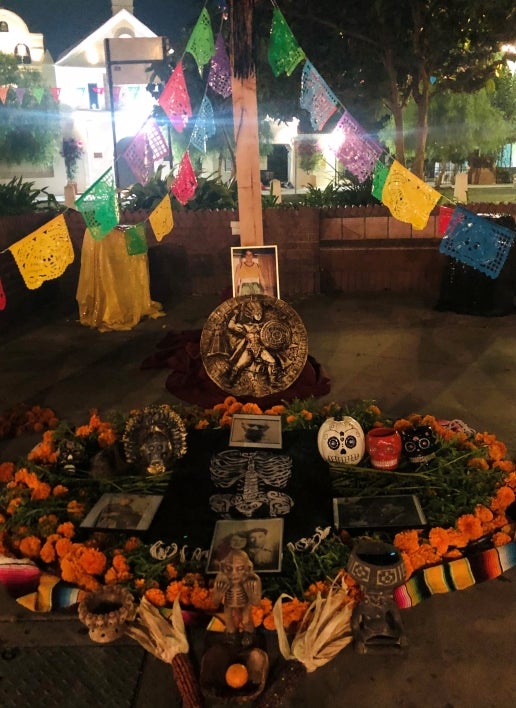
[1,1,202,59]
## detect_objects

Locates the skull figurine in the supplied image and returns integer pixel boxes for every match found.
[57,439,87,474]
[317,416,365,466]
[400,425,438,465]
[366,427,402,470]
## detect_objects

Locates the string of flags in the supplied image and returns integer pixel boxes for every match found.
[0,0,514,308]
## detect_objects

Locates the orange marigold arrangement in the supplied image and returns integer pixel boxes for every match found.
[0,401,515,628]
[0,404,58,440]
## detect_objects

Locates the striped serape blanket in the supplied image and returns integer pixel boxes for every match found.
[394,541,516,608]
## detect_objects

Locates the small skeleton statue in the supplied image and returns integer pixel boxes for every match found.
[212,549,262,648]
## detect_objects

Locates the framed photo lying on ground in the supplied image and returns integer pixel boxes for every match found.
[231,245,280,298]
[80,493,164,532]
[206,518,284,573]
[229,413,282,449]
[333,494,427,532]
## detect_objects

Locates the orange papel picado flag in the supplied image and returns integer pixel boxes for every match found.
[149,194,173,242]
[8,214,74,289]
[381,160,441,230]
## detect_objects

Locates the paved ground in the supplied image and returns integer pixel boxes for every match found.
[1,291,516,707]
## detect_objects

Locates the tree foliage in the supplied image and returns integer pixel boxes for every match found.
[271,0,516,176]
[0,53,59,165]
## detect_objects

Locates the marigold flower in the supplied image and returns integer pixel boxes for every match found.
[19,535,42,559]
[40,540,56,564]
[52,485,68,497]
[166,564,178,579]
[491,486,515,512]
[263,612,276,631]
[241,403,263,415]
[467,458,489,471]
[165,580,182,604]
[57,522,75,539]
[145,587,166,607]
[474,505,494,524]
[300,409,313,421]
[194,419,210,430]
[98,428,116,448]
[286,414,296,424]
[265,405,286,416]
[112,554,130,574]
[67,500,86,519]
[492,531,512,547]
[52,535,71,556]
[79,548,107,576]
[124,536,140,552]
[393,529,420,554]
[104,567,118,585]
[492,460,515,475]
[428,527,449,556]
[31,482,51,501]
[250,597,273,627]
[0,462,15,483]
[6,497,22,515]
[456,514,484,541]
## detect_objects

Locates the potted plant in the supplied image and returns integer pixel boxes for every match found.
[60,137,84,187]
[296,138,324,174]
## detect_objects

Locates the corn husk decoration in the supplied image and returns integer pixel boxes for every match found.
[126,596,204,708]
[256,575,353,708]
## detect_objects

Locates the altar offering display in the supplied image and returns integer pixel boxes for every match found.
[200,295,308,398]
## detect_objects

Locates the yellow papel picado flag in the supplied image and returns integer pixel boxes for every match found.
[8,214,74,290]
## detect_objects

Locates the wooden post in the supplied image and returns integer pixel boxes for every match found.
[229,0,263,247]
[231,74,264,246]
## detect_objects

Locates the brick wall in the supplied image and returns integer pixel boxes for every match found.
[2,202,511,334]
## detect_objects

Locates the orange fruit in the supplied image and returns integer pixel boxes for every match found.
[225,662,248,689]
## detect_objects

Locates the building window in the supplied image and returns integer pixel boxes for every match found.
[14,44,31,64]
[88,83,99,109]
[0,21,9,32]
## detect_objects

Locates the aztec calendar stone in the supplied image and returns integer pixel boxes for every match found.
[200,294,308,398]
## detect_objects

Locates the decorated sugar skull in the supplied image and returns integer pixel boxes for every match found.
[317,416,365,465]
[400,425,438,464]
[366,427,402,470]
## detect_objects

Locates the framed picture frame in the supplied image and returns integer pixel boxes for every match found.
[231,245,280,299]
[80,493,163,532]
[229,413,282,449]
[333,495,427,532]
[206,518,284,574]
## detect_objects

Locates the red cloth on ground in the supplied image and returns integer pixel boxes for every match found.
[141,329,331,408]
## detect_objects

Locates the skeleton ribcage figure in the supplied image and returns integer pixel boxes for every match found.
[209,450,293,517]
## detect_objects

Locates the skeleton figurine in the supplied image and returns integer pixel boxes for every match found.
[212,549,262,647]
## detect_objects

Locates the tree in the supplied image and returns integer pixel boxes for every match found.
[275,0,516,177]
[388,88,514,184]
[0,53,58,165]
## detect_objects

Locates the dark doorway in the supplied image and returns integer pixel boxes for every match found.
[267,144,289,183]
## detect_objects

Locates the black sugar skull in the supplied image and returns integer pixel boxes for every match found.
[400,425,438,465]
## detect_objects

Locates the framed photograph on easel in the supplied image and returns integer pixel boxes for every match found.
[231,245,280,299]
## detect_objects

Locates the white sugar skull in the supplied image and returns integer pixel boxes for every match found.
[317,416,365,465]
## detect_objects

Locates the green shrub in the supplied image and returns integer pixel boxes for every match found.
[0,176,60,215]
[298,175,380,208]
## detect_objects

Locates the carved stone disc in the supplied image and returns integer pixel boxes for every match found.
[200,295,308,398]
